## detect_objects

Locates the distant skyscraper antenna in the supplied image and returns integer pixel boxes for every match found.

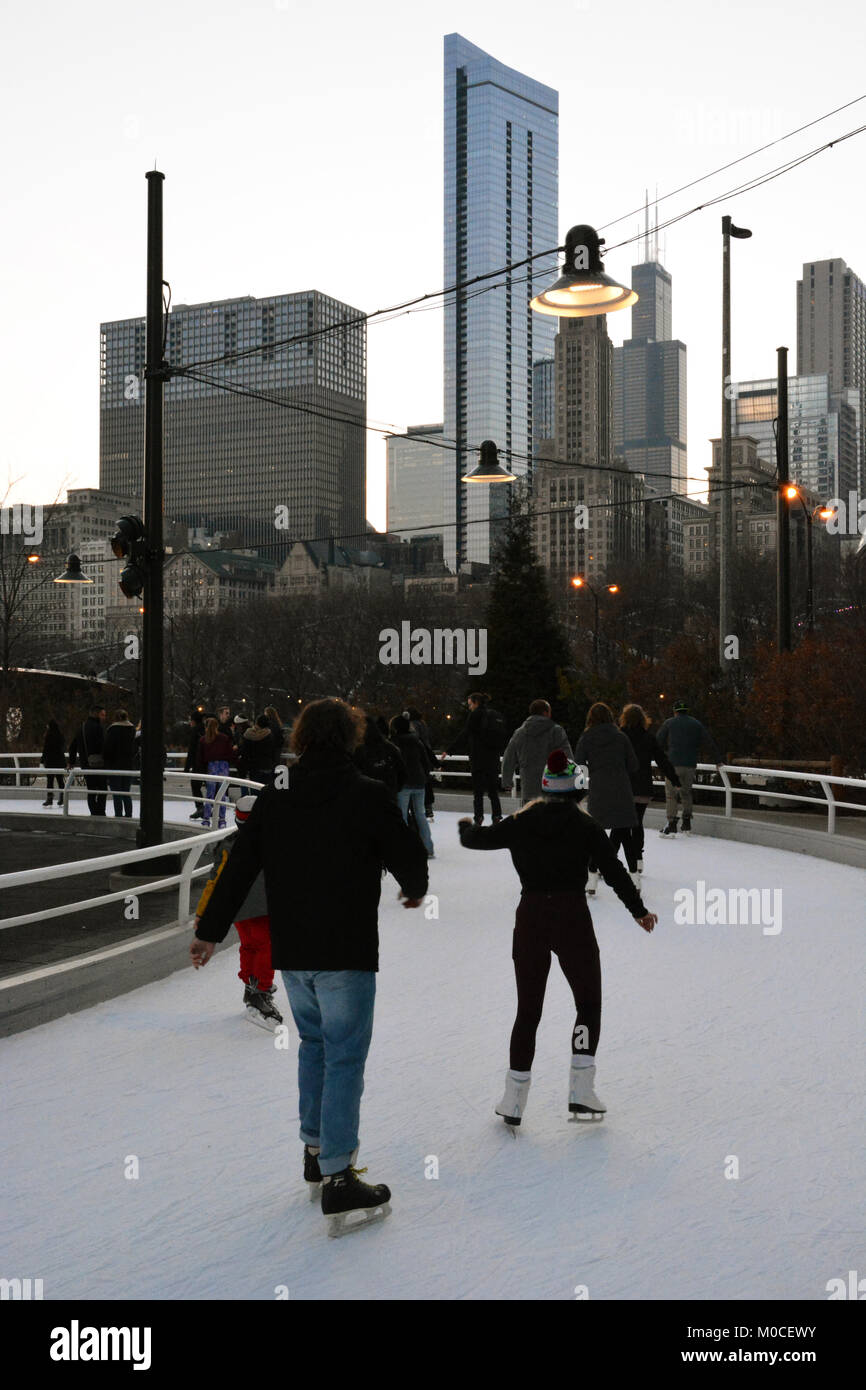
[644,189,650,263]
[653,185,660,262]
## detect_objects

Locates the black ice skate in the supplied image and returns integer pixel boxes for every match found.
[320,1165,391,1238]
[244,976,283,1032]
[681,815,692,835]
[660,818,678,836]
[304,1145,323,1201]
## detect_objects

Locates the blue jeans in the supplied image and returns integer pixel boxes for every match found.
[396,786,434,853]
[281,970,376,1176]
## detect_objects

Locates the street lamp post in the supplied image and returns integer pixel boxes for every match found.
[720,215,752,671]
[784,487,834,632]
[139,170,168,850]
[571,576,619,672]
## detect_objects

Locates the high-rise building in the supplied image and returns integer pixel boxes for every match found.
[733,374,859,501]
[613,257,687,493]
[532,316,644,584]
[100,292,366,551]
[444,33,558,569]
[386,425,446,541]
[797,257,866,488]
[532,359,555,456]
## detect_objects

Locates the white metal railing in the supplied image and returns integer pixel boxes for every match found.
[2,756,864,937]
[0,770,265,931]
[6,754,866,835]
[433,756,866,835]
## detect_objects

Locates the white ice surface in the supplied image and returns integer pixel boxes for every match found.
[0,811,863,1301]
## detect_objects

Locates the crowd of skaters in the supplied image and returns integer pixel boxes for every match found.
[188,691,722,1237]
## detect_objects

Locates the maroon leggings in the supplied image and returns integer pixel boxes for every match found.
[510,890,602,1071]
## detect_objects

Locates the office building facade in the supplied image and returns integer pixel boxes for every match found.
[797,257,866,489]
[100,292,366,551]
[444,33,558,569]
[386,425,446,541]
[733,374,859,501]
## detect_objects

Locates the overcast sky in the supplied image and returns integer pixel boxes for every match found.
[2,0,865,528]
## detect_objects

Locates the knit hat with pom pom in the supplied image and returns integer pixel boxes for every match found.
[541,747,590,794]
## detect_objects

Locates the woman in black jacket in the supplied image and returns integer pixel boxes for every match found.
[389,714,434,857]
[617,704,680,881]
[41,719,66,806]
[103,709,138,817]
[354,716,406,797]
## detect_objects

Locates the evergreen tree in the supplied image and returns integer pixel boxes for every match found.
[482,495,571,734]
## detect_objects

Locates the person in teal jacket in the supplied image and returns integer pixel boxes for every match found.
[656,701,723,835]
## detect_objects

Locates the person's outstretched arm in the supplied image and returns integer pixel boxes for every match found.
[458,816,516,851]
[374,785,429,906]
[586,821,649,920]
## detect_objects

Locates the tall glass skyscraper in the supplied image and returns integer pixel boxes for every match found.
[612,258,687,495]
[443,34,558,569]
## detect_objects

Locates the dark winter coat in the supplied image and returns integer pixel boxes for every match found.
[197,733,236,772]
[447,705,502,774]
[354,729,406,796]
[238,725,278,779]
[194,749,429,970]
[103,721,138,771]
[184,722,205,773]
[390,728,433,789]
[41,726,66,769]
[623,725,680,800]
[68,716,105,768]
[573,723,639,829]
[502,715,573,803]
[657,713,722,768]
[458,799,647,918]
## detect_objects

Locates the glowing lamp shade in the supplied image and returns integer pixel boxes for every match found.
[784,485,799,500]
[571,576,584,588]
[54,554,93,584]
[531,225,637,319]
[818,506,835,521]
[462,440,516,484]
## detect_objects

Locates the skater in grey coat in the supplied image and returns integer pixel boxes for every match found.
[573,703,639,895]
[501,699,573,804]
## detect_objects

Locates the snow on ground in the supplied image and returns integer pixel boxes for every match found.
[1,811,863,1301]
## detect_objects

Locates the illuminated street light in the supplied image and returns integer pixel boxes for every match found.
[53,554,93,584]
[462,440,516,483]
[531,226,637,318]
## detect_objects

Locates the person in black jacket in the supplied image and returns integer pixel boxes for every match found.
[191,697,428,1235]
[445,692,503,825]
[617,704,680,880]
[103,709,138,817]
[389,713,434,857]
[238,715,279,786]
[459,748,657,1130]
[353,715,406,796]
[407,706,437,820]
[40,719,66,806]
[68,706,107,815]
[185,712,206,820]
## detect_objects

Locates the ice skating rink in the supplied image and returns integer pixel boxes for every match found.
[1,811,863,1300]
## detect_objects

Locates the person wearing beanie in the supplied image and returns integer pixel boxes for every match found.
[195,793,283,1031]
[458,747,657,1131]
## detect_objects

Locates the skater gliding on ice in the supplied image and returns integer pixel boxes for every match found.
[190,698,428,1237]
[656,700,723,836]
[459,748,657,1130]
